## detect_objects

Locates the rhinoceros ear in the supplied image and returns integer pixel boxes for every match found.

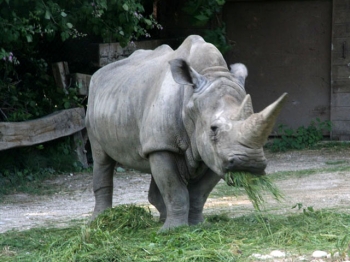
[169,59,207,91]
[230,63,248,86]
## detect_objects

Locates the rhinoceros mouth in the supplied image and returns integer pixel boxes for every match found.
[223,157,267,176]
[224,167,266,176]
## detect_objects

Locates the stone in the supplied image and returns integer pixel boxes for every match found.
[251,253,273,260]
[270,250,286,258]
[312,250,328,258]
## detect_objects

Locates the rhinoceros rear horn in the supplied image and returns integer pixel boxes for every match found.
[237,94,254,120]
[239,93,288,148]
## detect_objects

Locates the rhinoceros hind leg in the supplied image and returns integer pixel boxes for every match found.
[148,176,167,222]
[188,170,221,225]
[90,137,116,220]
[149,151,190,231]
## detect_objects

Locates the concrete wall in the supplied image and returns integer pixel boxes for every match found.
[223,0,332,133]
[157,0,350,139]
[331,0,350,140]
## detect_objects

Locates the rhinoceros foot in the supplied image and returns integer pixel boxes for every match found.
[158,219,189,233]
[188,213,204,226]
[91,186,113,220]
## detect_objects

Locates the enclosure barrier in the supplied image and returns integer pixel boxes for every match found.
[0,39,175,169]
[0,107,88,168]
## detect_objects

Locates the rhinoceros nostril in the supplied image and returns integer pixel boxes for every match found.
[227,158,236,168]
[225,158,236,172]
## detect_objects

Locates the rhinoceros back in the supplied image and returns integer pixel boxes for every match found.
[86,35,227,171]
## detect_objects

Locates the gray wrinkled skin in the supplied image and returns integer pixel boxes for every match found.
[86,35,284,231]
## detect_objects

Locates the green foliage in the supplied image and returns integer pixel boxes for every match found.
[0,79,85,121]
[1,206,349,261]
[183,0,225,26]
[0,0,159,184]
[0,0,83,120]
[1,0,79,48]
[70,0,160,46]
[0,0,160,122]
[267,118,332,152]
[61,82,86,110]
[203,24,232,54]
[0,0,158,48]
[183,0,231,54]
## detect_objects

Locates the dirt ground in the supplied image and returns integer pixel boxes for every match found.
[1,148,350,234]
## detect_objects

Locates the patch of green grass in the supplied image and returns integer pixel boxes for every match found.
[325,160,348,165]
[311,141,350,150]
[0,205,349,261]
[265,140,350,153]
[271,164,350,180]
[212,164,350,202]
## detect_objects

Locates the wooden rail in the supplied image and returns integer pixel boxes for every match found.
[0,107,88,167]
[1,40,170,167]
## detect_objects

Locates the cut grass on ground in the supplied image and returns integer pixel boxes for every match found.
[211,163,350,199]
[0,205,349,262]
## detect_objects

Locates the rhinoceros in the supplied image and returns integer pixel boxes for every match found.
[86,35,287,231]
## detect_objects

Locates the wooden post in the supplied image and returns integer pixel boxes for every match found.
[73,130,88,168]
[70,73,91,96]
[89,39,176,67]
[0,107,89,167]
[0,108,85,150]
[52,62,70,93]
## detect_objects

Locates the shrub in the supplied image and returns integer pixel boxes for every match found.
[0,0,160,122]
[183,0,231,54]
[267,118,332,152]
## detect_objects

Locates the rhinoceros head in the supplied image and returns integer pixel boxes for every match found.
[169,59,287,177]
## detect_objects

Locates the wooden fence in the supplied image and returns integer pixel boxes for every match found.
[0,107,88,168]
[0,39,166,168]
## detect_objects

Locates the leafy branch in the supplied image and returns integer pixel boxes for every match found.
[183,0,231,54]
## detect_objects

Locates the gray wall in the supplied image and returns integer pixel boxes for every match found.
[331,0,350,140]
[223,0,332,133]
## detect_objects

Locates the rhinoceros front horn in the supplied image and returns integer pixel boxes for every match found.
[239,93,288,148]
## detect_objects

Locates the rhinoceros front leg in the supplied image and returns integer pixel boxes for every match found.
[90,138,116,220]
[149,151,190,231]
[148,176,167,222]
[188,170,221,225]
